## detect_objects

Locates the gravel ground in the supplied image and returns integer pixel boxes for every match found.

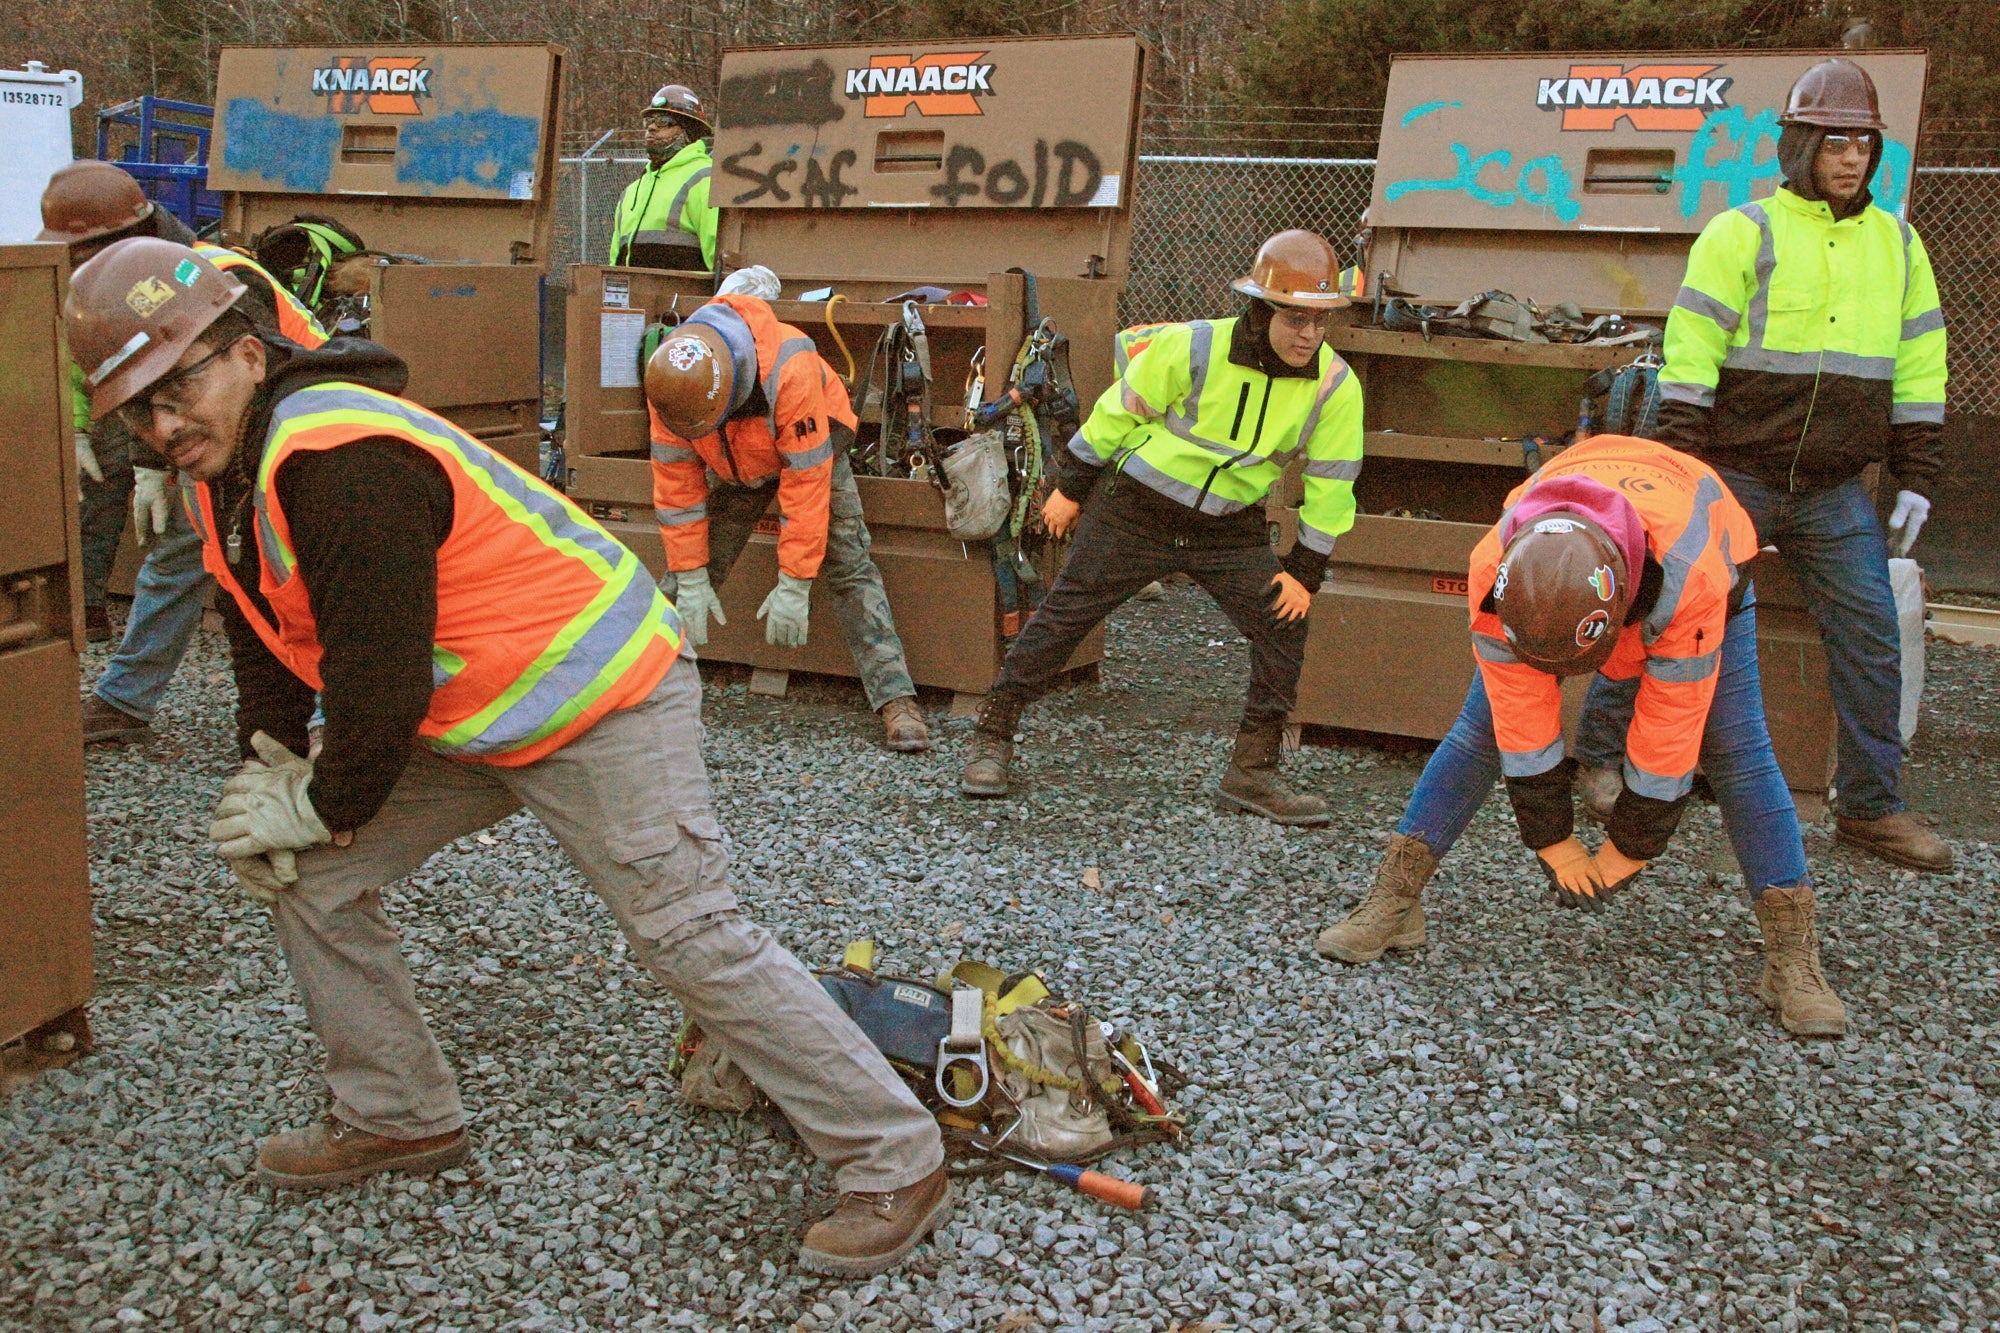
[4,584,1997,1333]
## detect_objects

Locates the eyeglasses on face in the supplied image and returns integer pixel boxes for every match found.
[112,339,237,433]
[1273,307,1335,334]
[1819,132,1878,157]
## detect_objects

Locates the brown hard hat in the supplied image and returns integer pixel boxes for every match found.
[644,83,712,136]
[1492,513,1633,677]
[38,160,154,246]
[1781,58,1885,131]
[645,323,735,439]
[64,238,246,423]
[1231,229,1349,309]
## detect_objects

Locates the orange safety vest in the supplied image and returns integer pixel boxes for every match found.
[648,294,857,580]
[1466,434,1757,802]
[186,382,680,767]
[192,242,330,348]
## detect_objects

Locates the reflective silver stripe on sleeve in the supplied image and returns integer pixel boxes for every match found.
[1673,285,1742,334]
[1643,649,1720,683]
[1659,379,1715,407]
[666,167,711,231]
[762,336,817,436]
[1294,356,1352,448]
[651,442,699,464]
[655,504,708,527]
[1890,400,1946,425]
[1295,512,1340,556]
[1500,736,1565,778]
[1901,308,1945,340]
[1303,457,1362,480]
[1068,429,1102,464]
[1642,472,1724,646]
[781,437,836,469]
[1624,757,1695,801]
[1472,632,1519,665]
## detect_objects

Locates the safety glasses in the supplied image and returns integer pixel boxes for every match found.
[1819,132,1879,156]
[1273,307,1335,334]
[111,339,236,434]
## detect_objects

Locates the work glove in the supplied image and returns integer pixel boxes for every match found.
[75,432,103,488]
[1591,841,1649,899]
[757,573,813,648]
[230,849,299,907]
[717,264,782,301]
[1886,490,1930,557]
[1039,489,1081,539]
[132,467,172,547]
[670,566,727,647]
[209,731,332,862]
[1537,835,1608,911]
[1268,570,1313,622]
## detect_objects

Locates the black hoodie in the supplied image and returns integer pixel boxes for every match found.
[210,337,457,833]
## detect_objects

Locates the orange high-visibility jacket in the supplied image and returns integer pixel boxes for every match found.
[1467,434,1757,805]
[192,242,330,348]
[186,382,680,768]
[648,294,858,580]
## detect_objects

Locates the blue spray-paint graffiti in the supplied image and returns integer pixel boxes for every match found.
[222,99,339,193]
[397,110,541,192]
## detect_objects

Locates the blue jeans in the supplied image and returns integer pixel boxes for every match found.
[1575,469,1904,819]
[1398,596,1807,895]
[94,498,212,724]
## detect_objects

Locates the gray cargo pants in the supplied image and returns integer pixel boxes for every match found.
[268,662,942,1192]
[701,455,917,711]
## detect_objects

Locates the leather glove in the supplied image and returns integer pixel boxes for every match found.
[231,849,299,907]
[670,566,727,647]
[758,573,813,648]
[1040,489,1081,539]
[132,467,172,547]
[1268,570,1313,621]
[1537,835,1608,911]
[75,432,103,487]
[1592,842,1649,899]
[209,731,332,861]
[716,264,782,300]
[1886,490,1930,557]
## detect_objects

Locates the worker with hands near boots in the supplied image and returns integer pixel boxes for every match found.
[646,291,932,752]
[1317,434,1847,1037]
[1572,58,1952,874]
[64,239,952,1277]
[608,84,715,271]
[961,230,1362,823]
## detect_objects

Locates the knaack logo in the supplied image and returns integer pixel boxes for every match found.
[844,53,994,118]
[1536,63,1731,131]
[311,56,432,115]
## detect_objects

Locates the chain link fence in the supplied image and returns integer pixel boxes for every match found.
[549,156,1998,416]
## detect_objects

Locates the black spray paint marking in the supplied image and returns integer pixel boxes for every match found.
[722,142,799,204]
[800,149,859,209]
[720,60,846,129]
[928,139,1103,207]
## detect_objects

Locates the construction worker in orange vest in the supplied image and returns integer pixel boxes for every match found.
[645,291,932,751]
[63,239,951,1275]
[1316,434,1848,1037]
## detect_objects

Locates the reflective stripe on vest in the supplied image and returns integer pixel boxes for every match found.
[194,243,329,348]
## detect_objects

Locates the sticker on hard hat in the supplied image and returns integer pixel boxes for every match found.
[1493,564,1510,598]
[172,259,201,288]
[125,276,175,319]
[1532,517,1577,534]
[665,338,711,373]
[1575,610,1611,647]
[1588,565,1617,601]
[88,330,152,387]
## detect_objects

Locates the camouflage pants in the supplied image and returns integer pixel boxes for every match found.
[702,454,916,711]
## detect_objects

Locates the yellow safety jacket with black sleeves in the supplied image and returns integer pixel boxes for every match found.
[1066,318,1364,561]
[608,140,715,271]
[1657,185,1947,497]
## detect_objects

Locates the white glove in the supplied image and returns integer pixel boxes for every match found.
[132,467,172,547]
[209,732,332,861]
[231,849,299,906]
[670,566,727,647]
[75,432,103,486]
[757,573,813,648]
[1886,490,1930,557]
[717,264,782,301]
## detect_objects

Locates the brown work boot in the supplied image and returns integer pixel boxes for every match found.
[1752,884,1849,1037]
[880,696,932,753]
[83,605,113,643]
[79,692,150,746]
[1217,719,1329,826]
[1575,765,1621,825]
[1834,810,1953,872]
[960,730,1013,796]
[798,1166,953,1278]
[1316,832,1437,962]
[257,1115,469,1190]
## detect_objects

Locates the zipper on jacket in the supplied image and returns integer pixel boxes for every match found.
[1228,383,1251,440]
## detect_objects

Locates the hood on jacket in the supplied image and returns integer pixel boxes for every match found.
[1778,123,1879,221]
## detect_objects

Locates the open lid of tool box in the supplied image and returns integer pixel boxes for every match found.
[1362,49,1928,315]
[206,43,566,267]
[710,34,1146,286]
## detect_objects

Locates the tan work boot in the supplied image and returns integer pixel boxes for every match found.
[79,692,150,746]
[1752,884,1849,1037]
[798,1166,953,1277]
[1316,832,1438,962]
[1834,811,1953,872]
[879,696,932,752]
[1217,719,1329,826]
[960,731,1012,796]
[1575,765,1621,824]
[257,1115,469,1189]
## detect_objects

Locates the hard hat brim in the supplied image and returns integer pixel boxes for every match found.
[1231,276,1351,309]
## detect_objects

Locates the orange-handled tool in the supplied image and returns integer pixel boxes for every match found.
[995,1150,1154,1211]
[1111,1049,1176,1134]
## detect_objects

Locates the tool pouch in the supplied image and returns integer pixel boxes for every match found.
[989,1005,1116,1160]
[675,1028,760,1113]
[939,430,1012,540]
[817,970,954,1074]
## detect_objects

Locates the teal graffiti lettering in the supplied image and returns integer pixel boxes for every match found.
[1517,154,1581,223]
[1871,138,1912,217]
[1384,143,1515,208]
[1675,106,1781,217]
[1401,100,1462,127]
